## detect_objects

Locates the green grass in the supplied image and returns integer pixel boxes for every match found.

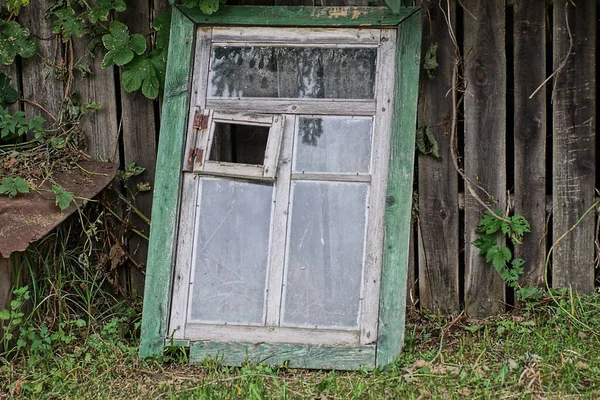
[2,290,600,399]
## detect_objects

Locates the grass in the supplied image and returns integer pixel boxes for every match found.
[2,290,600,399]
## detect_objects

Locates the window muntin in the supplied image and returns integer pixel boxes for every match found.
[208,46,378,100]
[193,111,283,179]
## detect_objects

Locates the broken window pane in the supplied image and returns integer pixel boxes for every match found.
[188,179,273,325]
[209,46,377,99]
[281,181,368,329]
[209,122,270,165]
[293,117,373,174]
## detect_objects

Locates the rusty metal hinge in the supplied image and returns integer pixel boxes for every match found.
[188,147,204,169]
[193,109,209,130]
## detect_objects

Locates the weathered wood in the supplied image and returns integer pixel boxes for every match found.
[180,6,417,27]
[463,0,506,317]
[139,7,195,359]
[185,324,359,345]
[416,0,459,313]
[119,0,160,294]
[19,0,64,120]
[360,28,396,345]
[211,26,380,44]
[265,116,294,326]
[206,99,376,116]
[72,38,119,161]
[191,341,376,370]
[513,0,546,288]
[376,13,421,367]
[0,257,11,311]
[552,0,596,291]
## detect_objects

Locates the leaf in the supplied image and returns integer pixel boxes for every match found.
[52,8,87,42]
[181,0,222,14]
[0,309,10,320]
[485,245,511,272]
[0,177,30,198]
[87,0,126,23]
[472,235,495,255]
[101,21,146,68]
[52,185,74,211]
[7,0,29,15]
[0,20,37,65]
[423,42,438,79]
[0,73,19,106]
[121,51,164,99]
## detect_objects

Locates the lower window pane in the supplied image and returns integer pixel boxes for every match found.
[188,179,273,325]
[282,181,368,329]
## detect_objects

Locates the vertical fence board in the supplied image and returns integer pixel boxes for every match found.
[72,39,119,161]
[513,0,546,288]
[417,0,459,313]
[0,257,11,310]
[463,0,506,317]
[19,0,64,120]
[119,0,159,294]
[552,1,596,291]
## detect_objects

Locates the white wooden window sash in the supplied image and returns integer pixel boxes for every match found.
[169,27,397,347]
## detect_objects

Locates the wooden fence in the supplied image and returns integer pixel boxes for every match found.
[1,0,598,317]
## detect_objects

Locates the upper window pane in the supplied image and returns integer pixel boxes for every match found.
[208,46,377,99]
[293,116,373,174]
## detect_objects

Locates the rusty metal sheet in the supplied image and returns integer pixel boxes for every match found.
[0,161,119,258]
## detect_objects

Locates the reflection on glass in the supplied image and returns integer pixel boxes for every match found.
[209,123,269,165]
[189,179,273,325]
[282,181,368,329]
[294,117,373,174]
[209,46,377,99]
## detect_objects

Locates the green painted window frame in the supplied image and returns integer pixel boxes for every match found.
[139,4,422,370]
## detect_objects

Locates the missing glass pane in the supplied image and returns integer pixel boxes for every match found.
[209,122,270,165]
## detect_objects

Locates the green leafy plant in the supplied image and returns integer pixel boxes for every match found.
[423,42,438,79]
[0,106,45,140]
[51,184,74,211]
[0,177,29,198]
[182,0,228,15]
[0,19,36,65]
[0,286,29,353]
[416,126,440,158]
[473,210,531,288]
[101,21,146,68]
[0,73,18,106]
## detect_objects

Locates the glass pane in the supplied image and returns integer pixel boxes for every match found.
[209,46,377,99]
[189,179,273,325]
[209,123,269,165]
[293,117,372,174]
[282,182,368,329]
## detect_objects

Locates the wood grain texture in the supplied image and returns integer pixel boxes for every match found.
[139,8,195,359]
[376,13,421,367]
[191,341,375,370]
[463,0,506,317]
[179,6,416,27]
[19,0,64,120]
[206,99,376,116]
[416,0,459,313]
[119,0,159,294]
[552,0,596,291]
[0,257,11,311]
[72,38,119,161]
[513,0,546,288]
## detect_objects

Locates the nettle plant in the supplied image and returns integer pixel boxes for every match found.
[473,210,531,288]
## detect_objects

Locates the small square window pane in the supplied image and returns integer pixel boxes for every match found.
[209,46,377,99]
[293,117,373,174]
[188,179,273,325]
[282,181,368,329]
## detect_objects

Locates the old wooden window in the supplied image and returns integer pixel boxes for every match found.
[140,6,422,371]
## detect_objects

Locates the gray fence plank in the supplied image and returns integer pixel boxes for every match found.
[417,0,460,313]
[463,0,506,317]
[552,1,596,291]
[513,0,547,288]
